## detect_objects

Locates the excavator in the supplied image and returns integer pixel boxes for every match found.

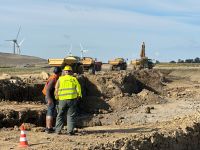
[127,42,154,70]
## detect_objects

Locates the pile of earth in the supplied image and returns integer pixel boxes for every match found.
[79,69,165,113]
[0,69,166,127]
[108,89,164,112]
[0,70,164,112]
[82,69,164,97]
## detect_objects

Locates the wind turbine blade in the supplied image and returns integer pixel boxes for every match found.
[67,44,72,56]
[83,50,88,53]
[70,44,72,51]
[19,38,25,46]
[5,40,14,41]
[16,26,21,40]
[80,43,83,51]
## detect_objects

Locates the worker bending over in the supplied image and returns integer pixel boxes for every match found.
[55,65,82,135]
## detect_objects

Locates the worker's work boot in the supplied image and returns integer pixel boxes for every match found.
[67,132,76,136]
[45,128,55,134]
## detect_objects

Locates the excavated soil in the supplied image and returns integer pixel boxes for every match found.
[1,68,200,149]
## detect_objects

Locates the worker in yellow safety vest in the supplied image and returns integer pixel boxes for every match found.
[54,65,82,135]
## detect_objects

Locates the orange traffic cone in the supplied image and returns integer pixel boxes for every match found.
[19,123,29,148]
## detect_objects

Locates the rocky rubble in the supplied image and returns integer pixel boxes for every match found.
[89,121,200,150]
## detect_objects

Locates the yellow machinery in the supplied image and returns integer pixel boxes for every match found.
[80,57,102,74]
[101,58,127,71]
[127,42,154,70]
[48,56,84,74]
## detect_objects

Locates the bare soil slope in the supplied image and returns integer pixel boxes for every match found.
[0,52,47,66]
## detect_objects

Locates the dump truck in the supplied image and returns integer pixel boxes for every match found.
[101,58,127,71]
[48,56,84,74]
[80,57,102,74]
[127,42,154,70]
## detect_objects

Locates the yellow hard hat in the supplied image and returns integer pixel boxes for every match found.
[64,65,72,71]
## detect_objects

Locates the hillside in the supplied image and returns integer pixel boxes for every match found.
[0,52,47,67]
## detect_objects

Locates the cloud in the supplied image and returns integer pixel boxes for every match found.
[0,0,200,61]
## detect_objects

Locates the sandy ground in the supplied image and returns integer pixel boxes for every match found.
[1,68,200,149]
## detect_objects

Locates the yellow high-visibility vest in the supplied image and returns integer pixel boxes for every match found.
[58,75,82,100]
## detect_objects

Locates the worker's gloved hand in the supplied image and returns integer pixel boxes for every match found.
[55,95,59,100]
[77,97,81,103]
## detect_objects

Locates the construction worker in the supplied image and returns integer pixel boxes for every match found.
[55,65,82,135]
[42,67,62,133]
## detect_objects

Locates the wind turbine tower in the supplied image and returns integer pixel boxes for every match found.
[6,26,24,55]
[80,43,89,58]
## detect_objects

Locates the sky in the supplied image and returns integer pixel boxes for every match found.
[0,0,200,62]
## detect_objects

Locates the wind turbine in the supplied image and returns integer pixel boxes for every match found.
[16,38,25,55]
[67,44,73,56]
[80,43,89,58]
[5,26,22,54]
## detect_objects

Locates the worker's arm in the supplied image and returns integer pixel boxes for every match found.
[46,79,55,105]
[54,79,60,100]
[75,78,82,98]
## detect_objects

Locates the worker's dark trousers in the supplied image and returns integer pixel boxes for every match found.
[55,99,77,133]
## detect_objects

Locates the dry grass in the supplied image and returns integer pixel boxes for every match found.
[155,63,200,67]
[0,67,51,75]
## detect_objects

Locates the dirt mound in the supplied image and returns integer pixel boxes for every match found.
[82,69,163,98]
[0,70,164,113]
[137,89,164,104]
[133,69,164,94]
[0,70,165,128]
[78,70,164,113]
[109,89,164,111]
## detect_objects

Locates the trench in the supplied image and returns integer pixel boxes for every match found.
[0,109,46,128]
[0,70,164,128]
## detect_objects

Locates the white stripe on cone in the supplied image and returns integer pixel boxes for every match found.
[20,137,27,142]
[21,130,26,134]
